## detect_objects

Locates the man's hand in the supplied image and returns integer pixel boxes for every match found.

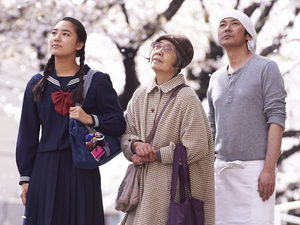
[69,106,93,125]
[258,123,283,201]
[20,183,29,206]
[258,168,276,201]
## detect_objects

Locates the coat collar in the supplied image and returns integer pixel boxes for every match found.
[146,74,185,94]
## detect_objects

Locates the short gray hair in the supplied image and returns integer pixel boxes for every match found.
[173,50,184,69]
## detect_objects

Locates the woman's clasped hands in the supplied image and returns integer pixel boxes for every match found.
[131,142,156,165]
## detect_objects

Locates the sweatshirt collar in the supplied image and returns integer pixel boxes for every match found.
[226,54,255,76]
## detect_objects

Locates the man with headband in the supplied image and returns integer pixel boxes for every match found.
[207,9,286,224]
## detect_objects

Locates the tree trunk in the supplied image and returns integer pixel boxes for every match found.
[118,47,139,110]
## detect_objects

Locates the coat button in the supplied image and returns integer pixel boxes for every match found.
[151,108,155,113]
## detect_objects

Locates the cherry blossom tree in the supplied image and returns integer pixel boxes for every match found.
[1,0,300,208]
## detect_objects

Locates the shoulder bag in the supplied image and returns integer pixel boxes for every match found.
[69,69,122,169]
[167,144,205,225]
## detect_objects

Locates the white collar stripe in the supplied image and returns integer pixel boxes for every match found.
[67,78,80,86]
[67,74,87,86]
[47,76,61,87]
[42,73,87,87]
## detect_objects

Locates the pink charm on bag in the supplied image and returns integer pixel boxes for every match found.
[91,145,105,161]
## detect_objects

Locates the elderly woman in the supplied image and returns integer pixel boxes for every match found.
[120,33,215,225]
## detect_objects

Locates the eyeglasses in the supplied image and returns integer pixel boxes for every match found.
[151,42,175,54]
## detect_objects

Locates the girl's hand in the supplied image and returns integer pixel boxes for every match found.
[69,106,93,125]
[20,183,29,206]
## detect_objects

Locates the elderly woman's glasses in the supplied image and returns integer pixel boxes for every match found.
[151,42,175,53]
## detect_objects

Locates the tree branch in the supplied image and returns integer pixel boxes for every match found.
[141,0,185,42]
[283,130,300,138]
[243,3,260,17]
[282,61,300,77]
[234,0,240,10]
[255,0,277,33]
[276,182,300,199]
[119,1,130,25]
[95,2,116,11]
[277,144,300,165]
[162,0,185,20]
[186,1,223,100]
[260,36,282,56]
[260,5,300,56]
[199,0,209,23]
[113,0,186,109]
[276,130,300,165]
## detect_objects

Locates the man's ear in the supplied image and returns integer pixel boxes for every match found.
[76,42,84,51]
[245,33,252,41]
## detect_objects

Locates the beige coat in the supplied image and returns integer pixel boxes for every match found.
[121,74,215,225]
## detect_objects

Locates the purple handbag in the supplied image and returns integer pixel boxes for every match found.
[167,144,205,225]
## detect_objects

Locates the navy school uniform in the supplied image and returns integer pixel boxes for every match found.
[16,65,126,225]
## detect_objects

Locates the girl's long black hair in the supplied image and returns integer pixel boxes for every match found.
[32,17,87,104]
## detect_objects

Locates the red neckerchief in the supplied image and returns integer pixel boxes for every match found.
[51,90,75,116]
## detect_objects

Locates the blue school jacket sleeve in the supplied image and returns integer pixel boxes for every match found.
[85,72,126,137]
[16,75,41,183]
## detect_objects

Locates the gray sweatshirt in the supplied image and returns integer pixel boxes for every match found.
[207,54,286,161]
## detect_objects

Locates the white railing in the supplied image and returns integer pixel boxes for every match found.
[275,200,300,225]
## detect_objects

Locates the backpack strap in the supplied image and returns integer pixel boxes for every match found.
[82,69,97,100]
[75,69,98,133]
[75,69,98,106]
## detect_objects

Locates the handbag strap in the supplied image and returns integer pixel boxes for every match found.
[145,83,187,143]
[179,144,192,198]
[170,144,192,203]
[170,144,183,203]
[120,212,129,225]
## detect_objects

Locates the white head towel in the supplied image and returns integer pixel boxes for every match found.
[219,9,257,53]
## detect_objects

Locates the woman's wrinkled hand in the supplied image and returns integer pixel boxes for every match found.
[131,154,144,165]
[133,142,155,158]
[131,151,157,165]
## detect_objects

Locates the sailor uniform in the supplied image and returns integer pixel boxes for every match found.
[16,65,126,225]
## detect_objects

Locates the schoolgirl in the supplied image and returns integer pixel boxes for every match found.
[16,17,126,225]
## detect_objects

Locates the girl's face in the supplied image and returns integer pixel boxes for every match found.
[49,20,84,58]
[150,40,178,75]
